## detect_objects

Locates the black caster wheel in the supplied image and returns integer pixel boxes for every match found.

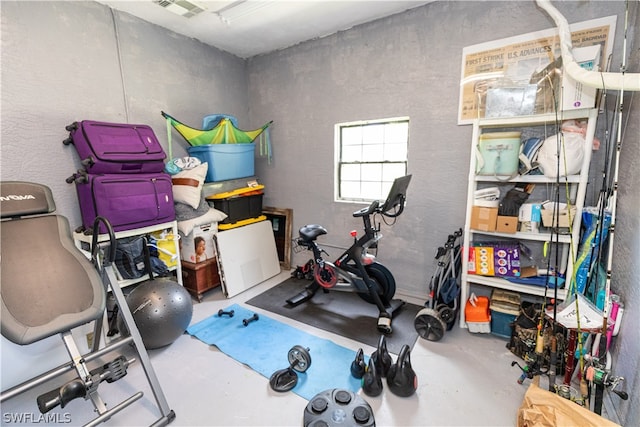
[64,122,78,132]
[414,308,446,341]
[288,345,312,372]
[437,304,456,325]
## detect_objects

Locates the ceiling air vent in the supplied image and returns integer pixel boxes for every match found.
[154,0,206,18]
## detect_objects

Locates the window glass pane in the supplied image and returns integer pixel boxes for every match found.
[361,181,382,200]
[362,144,384,162]
[342,127,362,145]
[385,122,408,143]
[362,124,384,143]
[342,145,362,162]
[341,180,362,199]
[337,118,409,202]
[384,141,407,161]
[382,163,407,181]
[361,163,382,181]
[341,163,361,181]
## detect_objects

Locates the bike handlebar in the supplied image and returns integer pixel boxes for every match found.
[353,200,379,218]
[352,195,407,219]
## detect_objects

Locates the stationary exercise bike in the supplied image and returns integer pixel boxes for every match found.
[287,175,412,334]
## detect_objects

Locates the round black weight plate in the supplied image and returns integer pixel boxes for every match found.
[303,389,375,427]
[414,308,446,342]
[288,345,312,373]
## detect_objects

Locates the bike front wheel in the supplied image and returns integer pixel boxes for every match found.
[358,262,396,305]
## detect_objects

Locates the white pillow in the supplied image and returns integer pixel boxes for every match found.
[171,163,208,209]
[177,207,228,236]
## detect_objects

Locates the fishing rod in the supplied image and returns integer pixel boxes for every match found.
[562,54,615,394]
[591,0,630,414]
[546,83,564,393]
[512,78,564,391]
[535,0,636,414]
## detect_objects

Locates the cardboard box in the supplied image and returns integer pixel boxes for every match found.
[467,242,521,277]
[470,206,498,231]
[496,215,518,233]
[518,203,542,223]
[541,206,577,228]
[561,45,601,111]
[180,222,217,264]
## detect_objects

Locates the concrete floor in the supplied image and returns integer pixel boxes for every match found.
[2,270,538,426]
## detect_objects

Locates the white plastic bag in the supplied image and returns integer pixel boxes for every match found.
[537,131,584,178]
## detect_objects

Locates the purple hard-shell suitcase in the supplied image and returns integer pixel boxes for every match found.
[63,120,166,174]
[68,171,175,234]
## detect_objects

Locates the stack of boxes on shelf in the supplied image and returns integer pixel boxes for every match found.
[177,112,268,231]
[468,186,537,279]
[173,113,270,300]
[470,187,500,232]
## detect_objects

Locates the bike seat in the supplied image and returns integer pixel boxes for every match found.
[299,224,327,242]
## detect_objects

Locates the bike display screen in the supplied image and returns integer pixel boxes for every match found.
[380,174,412,214]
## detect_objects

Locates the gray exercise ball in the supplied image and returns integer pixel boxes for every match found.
[119,278,193,349]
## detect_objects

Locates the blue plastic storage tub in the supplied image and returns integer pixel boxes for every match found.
[490,307,519,339]
[188,144,255,182]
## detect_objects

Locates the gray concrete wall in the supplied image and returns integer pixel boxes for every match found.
[609,3,640,423]
[247,1,638,422]
[248,0,630,297]
[0,0,248,390]
[0,1,248,227]
[1,0,638,423]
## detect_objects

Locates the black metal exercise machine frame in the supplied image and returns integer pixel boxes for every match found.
[287,175,411,334]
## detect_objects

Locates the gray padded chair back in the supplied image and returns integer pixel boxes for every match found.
[1,182,105,345]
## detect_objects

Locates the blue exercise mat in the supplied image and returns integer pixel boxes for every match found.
[186,304,365,400]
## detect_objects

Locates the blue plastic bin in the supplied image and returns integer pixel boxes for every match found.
[188,144,255,182]
[490,307,519,339]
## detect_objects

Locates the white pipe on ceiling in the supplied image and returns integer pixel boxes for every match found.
[536,0,639,92]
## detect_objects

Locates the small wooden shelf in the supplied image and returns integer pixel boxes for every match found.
[181,258,221,302]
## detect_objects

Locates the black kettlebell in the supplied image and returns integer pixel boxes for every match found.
[371,335,392,377]
[386,344,418,397]
[361,358,383,397]
[350,348,366,379]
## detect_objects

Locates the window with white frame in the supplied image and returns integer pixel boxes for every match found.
[335,117,409,203]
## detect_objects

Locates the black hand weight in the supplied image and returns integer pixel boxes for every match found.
[386,344,417,397]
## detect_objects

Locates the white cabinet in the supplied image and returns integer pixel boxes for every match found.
[73,220,183,288]
[459,109,598,326]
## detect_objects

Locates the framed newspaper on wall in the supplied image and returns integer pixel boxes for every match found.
[458,15,617,125]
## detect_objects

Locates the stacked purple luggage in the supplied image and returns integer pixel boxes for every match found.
[65,120,175,234]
